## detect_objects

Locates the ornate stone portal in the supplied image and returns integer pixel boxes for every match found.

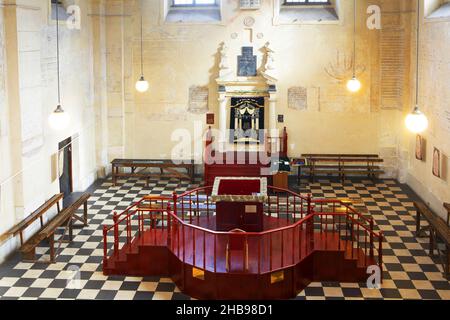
[216,43,278,151]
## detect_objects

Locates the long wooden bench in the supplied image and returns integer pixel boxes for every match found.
[414,201,450,280]
[20,193,90,263]
[293,154,384,183]
[444,203,450,226]
[0,194,63,246]
[111,159,195,187]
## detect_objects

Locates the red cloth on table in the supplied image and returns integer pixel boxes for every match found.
[217,179,261,196]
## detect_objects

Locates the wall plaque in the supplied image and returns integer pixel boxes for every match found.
[206,113,215,125]
[188,86,209,114]
[288,87,307,111]
[238,47,257,77]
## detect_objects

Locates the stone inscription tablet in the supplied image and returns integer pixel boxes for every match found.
[288,87,307,111]
[238,47,257,77]
[188,86,209,114]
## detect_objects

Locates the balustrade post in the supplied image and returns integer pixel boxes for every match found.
[167,203,172,245]
[172,192,178,218]
[369,218,374,258]
[307,195,314,251]
[103,226,108,269]
[307,194,312,215]
[379,231,384,282]
[113,211,119,255]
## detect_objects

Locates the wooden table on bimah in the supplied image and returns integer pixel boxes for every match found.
[211,177,268,232]
[111,159,195,187]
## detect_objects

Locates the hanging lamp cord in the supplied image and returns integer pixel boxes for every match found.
[353,0,356,77]
[415,0,420,106]
[55,0,61,106]
[140,2,144,77]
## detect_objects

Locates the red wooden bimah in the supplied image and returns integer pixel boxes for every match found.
[102,184,384,300]
[211,177,267,232]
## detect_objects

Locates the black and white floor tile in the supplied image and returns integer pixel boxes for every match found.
[0,177,449,300]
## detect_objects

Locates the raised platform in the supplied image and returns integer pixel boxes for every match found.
[103,216,375,300]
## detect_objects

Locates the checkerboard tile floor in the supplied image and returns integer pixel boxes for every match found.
[0,177,449,300]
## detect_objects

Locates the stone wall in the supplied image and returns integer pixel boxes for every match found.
[95,0,410,172]
[405,0,450,220]
[0,0,97,262]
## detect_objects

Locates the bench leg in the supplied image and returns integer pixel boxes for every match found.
[83,201,88,226]
[446,247,450,280]
[49,234,56,263]
[416,210,421,237]
[22,249,36,262]
[429,230,435,256]
[69,219,73,242]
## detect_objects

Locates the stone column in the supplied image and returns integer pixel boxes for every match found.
[268,92,277,132]
[218,90,227,150]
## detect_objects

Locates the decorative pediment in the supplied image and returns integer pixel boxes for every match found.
[216,43,277,94]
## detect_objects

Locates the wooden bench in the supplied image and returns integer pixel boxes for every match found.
[111,159,195,187]
[444,203,450,226]
[294,154,384,183]
[0,194,64,246]
[414,201,450,280]
[20,193,91,263]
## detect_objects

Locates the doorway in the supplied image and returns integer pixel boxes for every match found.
[58,137,73,201]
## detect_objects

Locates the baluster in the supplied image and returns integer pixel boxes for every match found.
[203,231,206,270]
[193,228,196,267]
[258,235,261,274]
[206,194,210,220]
[379,232,384,282]
[369,219,374,258]
[182,223,185,263]
[293,196,297,222]
[320,212,323,234]
[196,192,200,225]
[299,224,302,259]
[351,220,355,259]
[214,234,217,273]
[189,194,192,224]
[287,193,290,222]
[243,235,246,272]
[269,234,273,271]
[292,226,295,265]
[127,215,131,244]
[103,226,108,268]
[281,230,284,267]
[177,220,180,258]
[365,228,367,266]
[182,195,185,221]
[277,195,280,219]
[113,212,119,255]
[357,222,360,260]
[268,194,271,216]
[301,200,303,219]
[338,214,341,251]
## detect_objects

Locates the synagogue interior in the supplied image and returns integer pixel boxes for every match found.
[0,0,449,301]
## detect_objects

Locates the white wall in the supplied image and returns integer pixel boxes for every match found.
[404,0,450,220]
[90,0,411,181]
[0,0,97,262]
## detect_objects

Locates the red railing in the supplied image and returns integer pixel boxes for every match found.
[103,187,383,279]
[168,211,314,274]
[102,197,171,268]
[172,185,311,224]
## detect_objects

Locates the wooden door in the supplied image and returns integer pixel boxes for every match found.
[58,137,73,201]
